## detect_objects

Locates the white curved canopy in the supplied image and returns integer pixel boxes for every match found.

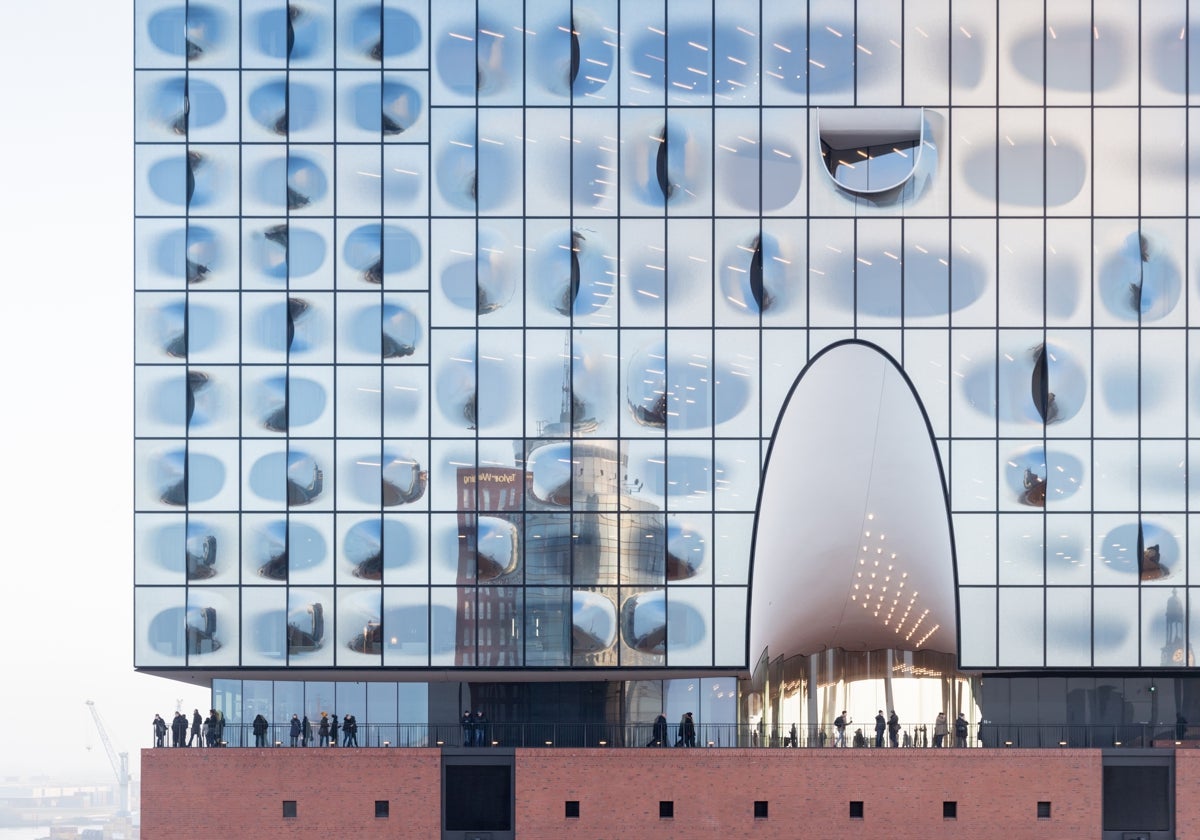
[751,342,957,660]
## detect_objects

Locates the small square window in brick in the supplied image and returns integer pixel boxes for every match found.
[660,801,674,819]
[754,800,769,819]
[849,801,864,819]
[565,801,580,819]
[375,800,389,818]
[282,801,297,819]
[1037,801,1051,819]
[943,801,957,819]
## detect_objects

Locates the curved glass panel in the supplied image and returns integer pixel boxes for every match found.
[147,4,228,61]
[818,108,925,195]
[571,590,617,653]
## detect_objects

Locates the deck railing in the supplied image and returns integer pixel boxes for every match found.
[150,721,1196,749]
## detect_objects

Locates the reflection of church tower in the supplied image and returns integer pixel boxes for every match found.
[540,332,597,438]
[1161,588,1193,666]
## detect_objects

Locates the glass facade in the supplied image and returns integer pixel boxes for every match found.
[135,0,1200,703]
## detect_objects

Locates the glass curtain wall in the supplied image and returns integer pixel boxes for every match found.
[136,0,1200,683]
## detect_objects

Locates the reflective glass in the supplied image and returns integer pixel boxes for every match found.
[135,0,1200,682]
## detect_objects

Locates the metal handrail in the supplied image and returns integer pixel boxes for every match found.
[149,721,1197,749]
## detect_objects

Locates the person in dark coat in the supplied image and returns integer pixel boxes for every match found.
[152,714,167,748]
[318,712,330,747]
[874,710,886,748]
[462,709,475,746]
[210,709,225,746]
[172,712,187,747]
[887,711,900,748]
[301,715,311,747]
[188,709,203,747]
[650,713,668,747]
[679,712,696,747]
[289,714,301,747]
[954,712,969,748]
[472,710,488,746]
[330,713,339,747]
[252,713,269,747]
[343,714,358,747]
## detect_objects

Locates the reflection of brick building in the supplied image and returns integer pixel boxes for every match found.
[454,443,667,672]
[456,466,527,667]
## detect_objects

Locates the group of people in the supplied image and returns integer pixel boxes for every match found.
[270,712,359,747]
[152,709,224,748]
[870,710,903,748]
[823,710,970,748]
[460,709,489,746]
[931,711,971,748]
[646,712,696,747]
[851,710,969,748]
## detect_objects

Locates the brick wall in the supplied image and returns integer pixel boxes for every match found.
[1177,748,1200,839]
[513,748,1103,840]
[142,746,1133,838]
[140,748,441,839]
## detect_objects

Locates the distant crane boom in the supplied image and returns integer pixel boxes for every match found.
[85,700,130,816]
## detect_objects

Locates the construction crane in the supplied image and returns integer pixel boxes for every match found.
[85,700,130,817]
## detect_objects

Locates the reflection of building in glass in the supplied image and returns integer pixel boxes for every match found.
[134,0,1200,744]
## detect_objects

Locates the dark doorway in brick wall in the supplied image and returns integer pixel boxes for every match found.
[1102,750,1173,840]
[443,749,515,840]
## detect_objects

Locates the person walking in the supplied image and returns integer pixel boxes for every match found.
[330,713,339,747]
[650,713,668,747]
[933,712,948,748]
[679,712,696,747]
[318,712,330,747]
[152,714,167,748]
[874,710,885,748]
[954,712,968,748]
[887,710,900,748]
[188,709,203,747]
[344,714,358,747]
[834,711,848,748]
[289,714,301,747]
[252,713,269,747]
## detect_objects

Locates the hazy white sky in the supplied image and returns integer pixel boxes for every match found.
[0,3,209,781]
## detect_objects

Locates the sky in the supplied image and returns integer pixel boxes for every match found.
[0,3,209,783]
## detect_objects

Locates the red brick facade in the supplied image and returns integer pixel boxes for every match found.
[515,748,1101,839]
[141,748,442,839]
[142,746,1200,838]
